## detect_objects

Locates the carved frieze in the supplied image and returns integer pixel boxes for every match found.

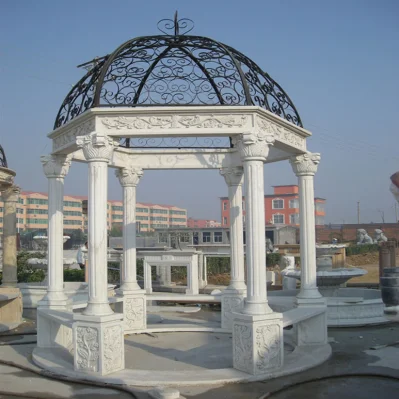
[103,325,123,373]
[255,324,282,372]
[256,116,306,150]
[125,296,145,330]
[233,323,253,372]
[75,327,99,372]
[53,118,95,151]
[101,114,248,131]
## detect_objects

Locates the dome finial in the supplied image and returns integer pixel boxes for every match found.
[157,12,194,36]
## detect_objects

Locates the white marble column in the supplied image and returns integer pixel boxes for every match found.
[290,153,322,302]
[115,167,143,292]
[40,155,71,308]
[290,153,327,347]
[73,132,125,376]
[232,131,283,376]
[220,166,246,329]
[76,133,116,316]
[1,185,20,287]
[114,167,147,332]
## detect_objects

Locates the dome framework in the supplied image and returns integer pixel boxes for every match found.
[55,13,302,149]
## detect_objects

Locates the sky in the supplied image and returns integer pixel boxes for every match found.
[1,0,398,224]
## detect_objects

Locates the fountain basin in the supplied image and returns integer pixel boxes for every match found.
[281,267,367,297]
[316,244,347,256]
[269,288,388,327]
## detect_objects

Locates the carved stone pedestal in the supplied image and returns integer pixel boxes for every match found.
[73,313,124,376]
[115,290,147,333]
[221,289,246,330]
[232,311,284,375]
[294,297,328,346]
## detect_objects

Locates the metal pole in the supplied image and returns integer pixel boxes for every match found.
[357,201,360,224]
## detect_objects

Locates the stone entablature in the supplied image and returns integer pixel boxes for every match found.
[49,106,310,156]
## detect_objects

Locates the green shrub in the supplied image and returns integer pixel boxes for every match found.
[266,253,281,266]
[64,269,85,282]
[345,244,379,256]
[17,250,47,283]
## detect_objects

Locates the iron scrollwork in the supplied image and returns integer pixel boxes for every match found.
[54,13,302,149]
[0,145,8,168]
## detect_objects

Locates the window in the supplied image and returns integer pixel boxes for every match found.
[63,201,81,208]
[150,209,168,214]
[112,205,123,211]
[223,202,227,211]
[136,207,149,213]
[315,203,325,212]
[290,213,299,224]
[27,209,48,215]
[17,218,24,224]
[64,220,82,225]
[159,233,168,243]
[223,217,227,225]
[273,214,284,224]
[27,198,48,205]
[272,199,284,209]
[214,231,223,243]
[289,199,299,209]
[170,210,186,215]
[26,218,48,224]
[315,216,325,225]
[113,214,123,220]
[64,210,82,216]
[137,216,149,221]
[202,232,211,243]
[170,217,186,222]
[17,208,24,214]
[18,198,24,204]
[150,216,168,221]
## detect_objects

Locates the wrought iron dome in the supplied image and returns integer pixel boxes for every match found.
[0,145,8,168]
[55,13,302,127]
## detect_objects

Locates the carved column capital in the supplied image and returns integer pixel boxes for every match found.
[290,152,321,176]
[115,167,143,187]
[2,185,21,202]
[220,166,244,186]
[234,131,275,161]
[41,155,72,179]
[76,132,117,162]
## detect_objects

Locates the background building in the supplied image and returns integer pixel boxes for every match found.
[0,191,187,234]
[187,218,221,228]
[221,184,326,228]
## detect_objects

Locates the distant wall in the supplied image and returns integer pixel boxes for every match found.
[316,223,399,243]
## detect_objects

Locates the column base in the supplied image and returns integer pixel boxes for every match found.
[115,289,147,333]
[232,311,284,375]
[118,282,142,292]
[82,301,114,317]
[294,297,328,346]
[296,287,323,300]
[38,292,70,310]
[73,313,125,376]
[221,288,246,330]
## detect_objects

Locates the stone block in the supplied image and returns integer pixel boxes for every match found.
[294,298,327,346]
[232,311,283,375]
[73,313,124,376]
[115,291,147,333]
[0,287,22,328]
[221,290,245,330]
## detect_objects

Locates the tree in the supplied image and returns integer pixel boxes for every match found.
[110,224,123,237]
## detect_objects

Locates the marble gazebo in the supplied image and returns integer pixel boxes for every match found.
[33,14,329,383]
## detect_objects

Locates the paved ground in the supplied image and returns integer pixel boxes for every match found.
[1,313,399,399]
